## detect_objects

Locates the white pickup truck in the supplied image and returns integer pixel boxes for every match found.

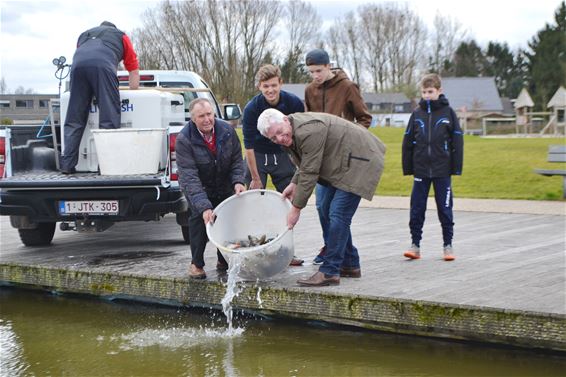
[0,70,241,246]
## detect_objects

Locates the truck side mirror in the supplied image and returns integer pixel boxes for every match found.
[223,104,241,121]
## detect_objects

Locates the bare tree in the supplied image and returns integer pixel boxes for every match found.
[359,4,390,92]
[130,0,282,105]
[0,77,7,94]
[281,0,321,83]
[429,12,468,74]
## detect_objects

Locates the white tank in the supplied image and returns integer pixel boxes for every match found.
[60,89,185,172]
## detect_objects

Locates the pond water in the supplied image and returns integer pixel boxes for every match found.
[1,287,564,377]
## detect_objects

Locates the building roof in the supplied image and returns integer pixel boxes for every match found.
[547,86,566,108]
[281,84,306,101]
[514,88,534,108]
[363,92,410,104]
[500,97,515,116]
[441,77,503,112]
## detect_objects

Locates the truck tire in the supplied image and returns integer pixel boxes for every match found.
[18,222,56,246]
[181,226,190,244]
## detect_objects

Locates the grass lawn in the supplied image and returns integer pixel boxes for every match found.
[237,128,566,201]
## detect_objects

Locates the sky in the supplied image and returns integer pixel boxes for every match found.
[0,0,562,94]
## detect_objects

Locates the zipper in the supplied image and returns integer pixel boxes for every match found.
[322,81,326,112]
[427,100,432,177]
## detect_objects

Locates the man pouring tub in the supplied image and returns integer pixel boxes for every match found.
[256,109,386,287]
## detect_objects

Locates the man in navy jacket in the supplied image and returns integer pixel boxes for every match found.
[176,98,246,279]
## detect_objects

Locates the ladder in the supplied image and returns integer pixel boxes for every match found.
[48,99,61,170]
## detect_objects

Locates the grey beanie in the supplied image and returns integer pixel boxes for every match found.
[305,48,330,66]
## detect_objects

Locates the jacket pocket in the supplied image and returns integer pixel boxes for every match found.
[347,152,370,167]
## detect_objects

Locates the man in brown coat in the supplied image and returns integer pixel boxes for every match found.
[257,109,386,287]
[304,48,373,265]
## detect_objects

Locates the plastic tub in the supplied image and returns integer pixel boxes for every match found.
[206,190,294,280]
[92,128,166,175]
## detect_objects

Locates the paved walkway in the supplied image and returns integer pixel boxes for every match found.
[1,196,565,350]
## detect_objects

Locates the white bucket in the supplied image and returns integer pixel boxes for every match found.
[206,190,294,280]
[91,128,166,175]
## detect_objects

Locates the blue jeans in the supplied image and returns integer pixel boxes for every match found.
[315,183,332,247]
[316,186,362,276]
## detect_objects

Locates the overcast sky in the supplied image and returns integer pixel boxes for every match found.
[0,0,561,94]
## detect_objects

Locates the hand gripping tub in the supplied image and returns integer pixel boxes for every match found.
[206,190,294,280]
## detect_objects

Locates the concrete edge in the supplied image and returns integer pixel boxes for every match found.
[1,263,564,352]
[306,196,566,216]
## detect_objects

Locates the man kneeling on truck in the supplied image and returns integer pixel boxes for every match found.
[60,21,140,174]
[176,98,246,279]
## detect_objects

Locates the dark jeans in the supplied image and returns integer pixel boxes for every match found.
[244,151,296,193]
[188,197,228,268]
[60,65,120,171]
[409,176,454,247]
[316,186,362,277]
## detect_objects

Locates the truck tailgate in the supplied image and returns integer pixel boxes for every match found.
[0,171,169,189]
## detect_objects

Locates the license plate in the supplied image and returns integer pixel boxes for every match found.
[59,200,119,215]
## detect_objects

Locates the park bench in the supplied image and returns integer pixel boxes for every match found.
[534,145,566,198]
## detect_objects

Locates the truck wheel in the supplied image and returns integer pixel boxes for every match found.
[18,222,56,246]
[181,226,190,244]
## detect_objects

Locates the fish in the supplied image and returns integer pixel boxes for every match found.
[225,234,274,249]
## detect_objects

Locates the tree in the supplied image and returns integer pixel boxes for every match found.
[428,12,467,75]
[131,0,282,105]
[280,0,321,84]
[525,1,566,110]
[484,41,517,97]
[0,77,7,94]
[449,40,487,77]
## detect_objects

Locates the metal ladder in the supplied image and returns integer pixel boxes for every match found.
[48,99,61,170]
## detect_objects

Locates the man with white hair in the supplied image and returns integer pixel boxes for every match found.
[257,109,386,287]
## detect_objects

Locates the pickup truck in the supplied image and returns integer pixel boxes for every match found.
[0,70,241,246]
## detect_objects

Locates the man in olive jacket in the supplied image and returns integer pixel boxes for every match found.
[257,109,386,287]
[176,98,246,279]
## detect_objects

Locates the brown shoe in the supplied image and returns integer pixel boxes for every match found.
[340,267,361,278]
[188,264,206,279]
[297,271,339,286]
[289,256,304,266]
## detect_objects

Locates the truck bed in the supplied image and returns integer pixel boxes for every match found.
[0,171,168,189]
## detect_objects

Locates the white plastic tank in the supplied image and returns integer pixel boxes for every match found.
[60,89,184,172]
[206,190,294,280]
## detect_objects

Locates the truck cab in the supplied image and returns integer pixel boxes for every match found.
[0,70,241,247]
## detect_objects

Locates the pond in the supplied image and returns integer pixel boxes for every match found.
[1,287,564,377]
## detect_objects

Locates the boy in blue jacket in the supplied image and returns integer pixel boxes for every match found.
[402,73,464,261]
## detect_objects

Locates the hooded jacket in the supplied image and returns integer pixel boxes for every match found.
[402,94,464,178]
[285,113,386,208]
[176,118,245,215]
[305,69,372,128]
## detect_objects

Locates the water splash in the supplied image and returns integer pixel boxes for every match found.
[256,285,263,309]
[117,326,243,351]
[221,253,244,334]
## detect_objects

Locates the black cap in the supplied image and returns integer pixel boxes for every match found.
[305,48,330,66]
[100,21,117,28]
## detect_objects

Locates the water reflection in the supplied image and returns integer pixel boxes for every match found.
[0,287,565,377]
[0,320,29,376]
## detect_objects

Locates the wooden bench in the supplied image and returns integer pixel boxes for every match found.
[534,145,566,198]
